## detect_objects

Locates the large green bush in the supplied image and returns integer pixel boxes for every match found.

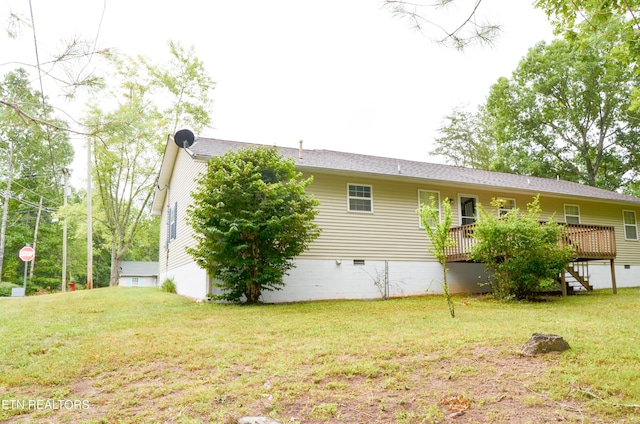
[187,146,320,303]
[469,196,574,300]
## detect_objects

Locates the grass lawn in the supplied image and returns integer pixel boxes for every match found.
[0,287,639,423]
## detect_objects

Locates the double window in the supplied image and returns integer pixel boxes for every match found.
[564,204,581,224]
[623,210,638,240]
[418,190,440,228]
[347,184,373,212]
[497,198,516,216]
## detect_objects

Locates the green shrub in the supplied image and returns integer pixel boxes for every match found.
[0,282,20,297]
[160,278,177,293]
[469,196,574,300]
[187,146,320,303]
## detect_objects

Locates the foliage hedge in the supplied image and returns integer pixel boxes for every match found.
[0,282,20,297]
[469,196,574,300]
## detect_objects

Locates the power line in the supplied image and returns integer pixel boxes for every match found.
[9,181,60,206]
[0,189,59,212]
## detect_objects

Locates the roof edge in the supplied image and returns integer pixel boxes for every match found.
[151,135,179,216]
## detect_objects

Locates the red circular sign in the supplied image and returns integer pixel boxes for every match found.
[19,246,35,262]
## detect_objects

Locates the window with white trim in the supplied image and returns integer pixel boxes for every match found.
[347,184,373,212]
[623,210,638,240]
[564,204,580,224]
[168,202,178,241]
[497,198,516,216]
[418,190,440,228]
[131,277,139,287]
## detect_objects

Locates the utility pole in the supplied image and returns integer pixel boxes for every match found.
[86,138,93,289]
[61,168,69,292]
[29,196,43,281]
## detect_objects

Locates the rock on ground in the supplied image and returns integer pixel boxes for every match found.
[521,333,570,356]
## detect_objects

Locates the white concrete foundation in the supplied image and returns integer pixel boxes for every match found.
[258,259,490,303]
[163,259,637,303]
[583,261,640,290]
[158,261,208,299]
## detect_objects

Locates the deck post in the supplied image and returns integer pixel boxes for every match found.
[610,259,617,294]
[561,269,567,297]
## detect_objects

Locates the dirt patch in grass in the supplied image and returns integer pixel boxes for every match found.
[6,345,611,424]
[278,346,592,423]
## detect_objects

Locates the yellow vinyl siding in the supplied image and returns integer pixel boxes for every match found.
[301,173,431,261]
[300,171,640,265]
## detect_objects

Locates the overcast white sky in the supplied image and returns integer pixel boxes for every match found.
[2,0,554,177]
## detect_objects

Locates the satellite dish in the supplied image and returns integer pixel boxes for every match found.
[174,129,195,148]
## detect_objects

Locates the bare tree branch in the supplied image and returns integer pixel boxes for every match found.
[382,0,501,49]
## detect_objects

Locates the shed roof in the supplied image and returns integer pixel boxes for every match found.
[120,261,159,277]
[187,138,640,206]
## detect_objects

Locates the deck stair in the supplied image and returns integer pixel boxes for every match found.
[561,261,592,293]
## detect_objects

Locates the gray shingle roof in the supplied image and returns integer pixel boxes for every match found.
[189,137,640,205]
[120,261,159,277]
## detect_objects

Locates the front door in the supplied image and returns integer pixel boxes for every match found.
[460,196,477,225]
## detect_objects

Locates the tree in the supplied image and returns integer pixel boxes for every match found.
[535,0,640,46]
[469,196,574,300]
[382,0,500,49]
[123,215,160,262]
[534,2,640,114]
[432,106,498,170]
[84,41,214,286]
[487,36,640,190]
[84,89,163,287]
[419,196,455,317]
[187,147,321,304]
[55,190,127,288]
[0,69,73,288]
[434,33,640,192]
[2,14,108,133]
[2,9,116,292]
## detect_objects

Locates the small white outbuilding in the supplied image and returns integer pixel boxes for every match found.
[118,261,159,288]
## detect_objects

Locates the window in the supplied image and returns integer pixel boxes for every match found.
[131,277,139,287]
[168,202,178,243]
[459,195,478,225]
[623,210,638,240]
[348,184,373,212]
[564,204,580,224]
[418,190,440,228]
[497,198,516,216]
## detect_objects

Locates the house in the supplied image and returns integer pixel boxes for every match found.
[118,261,159,288]
[151,137,640,302]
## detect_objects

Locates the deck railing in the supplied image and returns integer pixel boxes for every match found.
[561,223,616,259]
[445,224,476,262]
[445,222,616,262]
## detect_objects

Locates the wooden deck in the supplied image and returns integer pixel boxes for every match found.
[445,223,617,263]
[444,222,618,295]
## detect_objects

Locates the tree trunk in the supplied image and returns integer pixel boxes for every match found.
[109,248,121,287]
[246,282,261,304]
[0,142,15,280]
